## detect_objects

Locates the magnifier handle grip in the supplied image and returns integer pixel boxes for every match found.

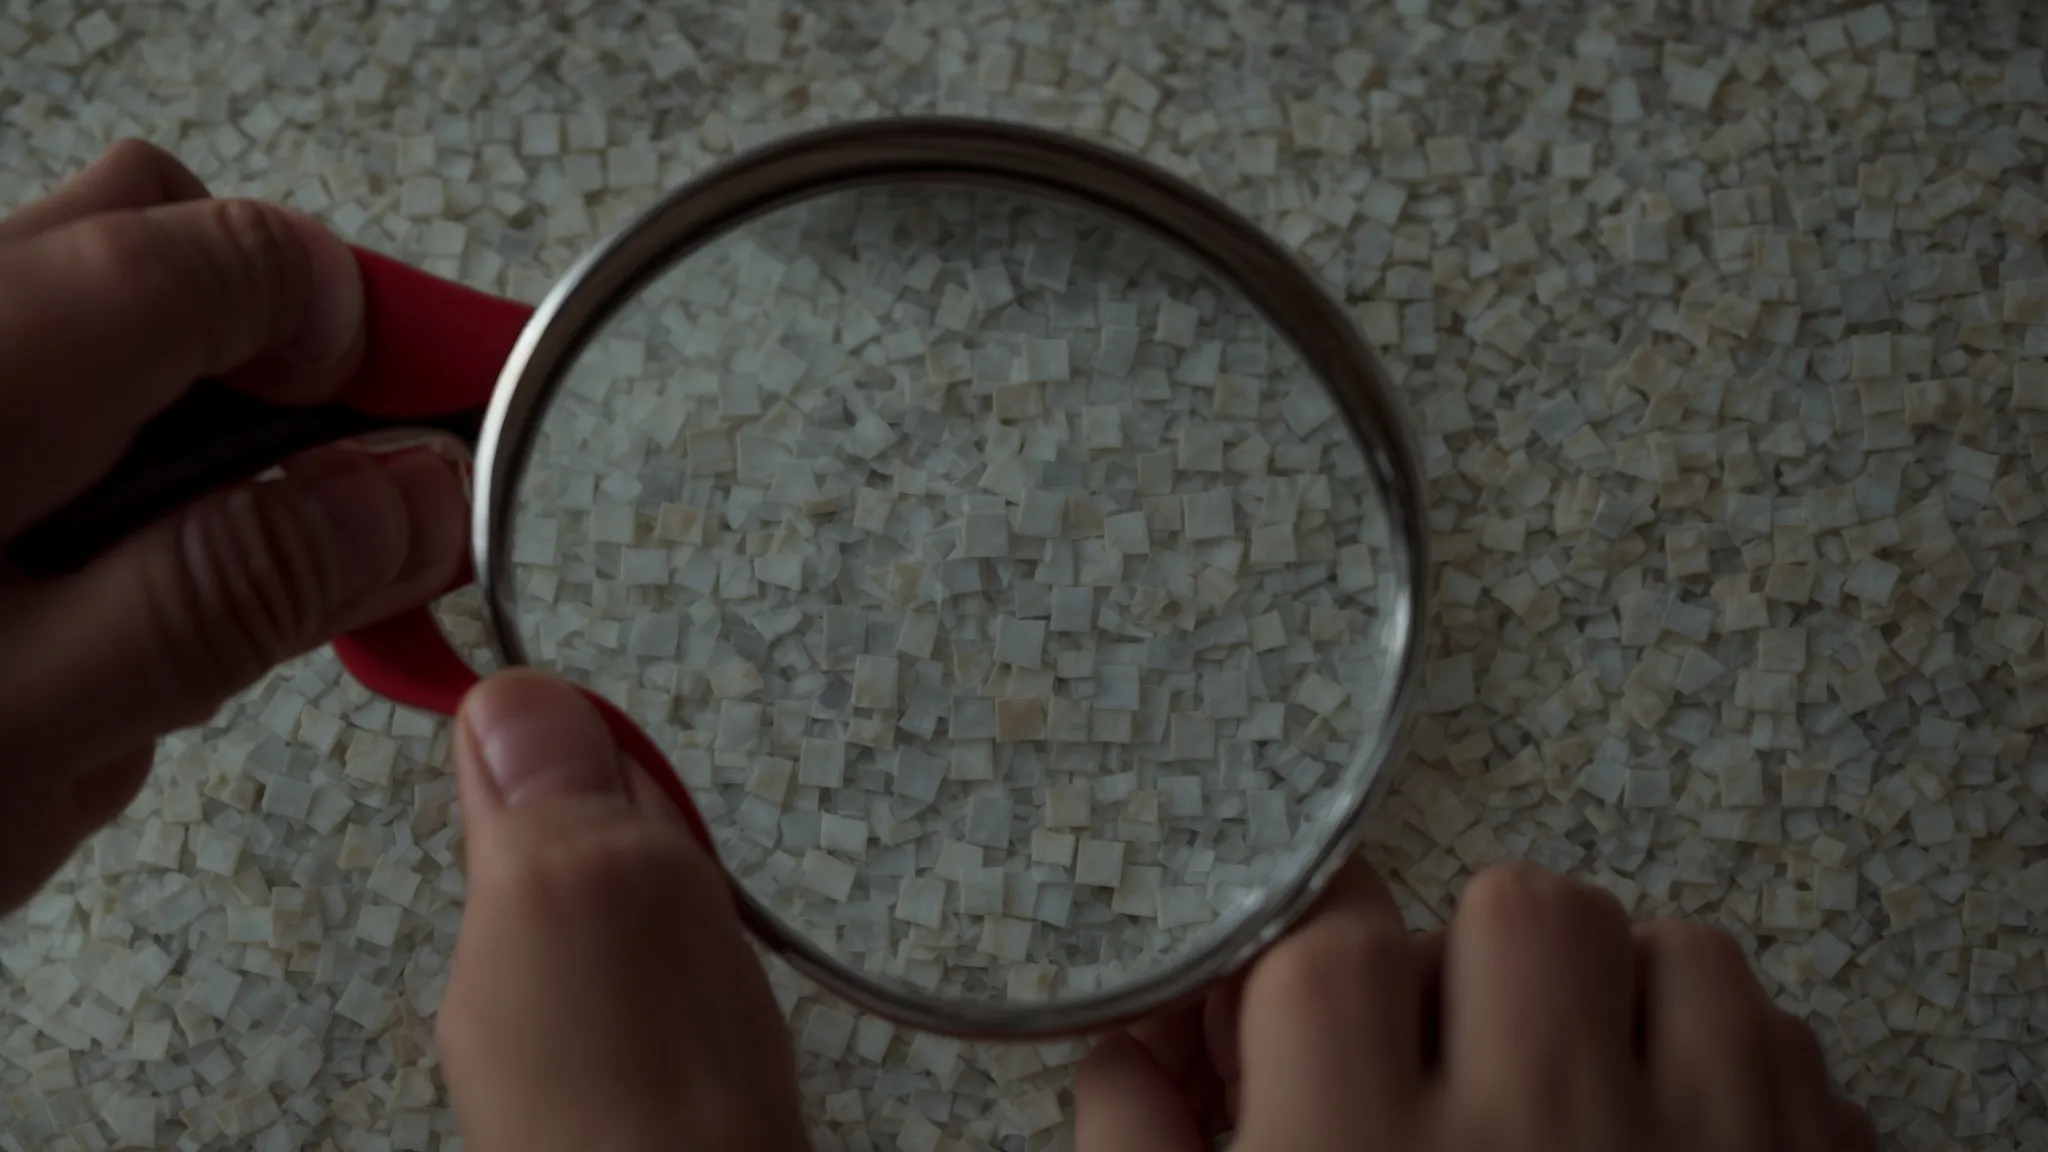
[7,384,479,576]
[336,610,717,853]
[7,247,530,578]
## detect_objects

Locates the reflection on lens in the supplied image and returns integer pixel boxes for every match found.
[507,184,1400,1008]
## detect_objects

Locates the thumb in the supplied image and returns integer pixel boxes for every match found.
[0,440,467,773]
[453,670,630,843]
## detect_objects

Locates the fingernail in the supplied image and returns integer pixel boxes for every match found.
[463,673,621,806]
[303,458,405,600]
[281,210,363,368]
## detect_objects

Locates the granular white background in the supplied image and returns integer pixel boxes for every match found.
[3,2,2045,1150]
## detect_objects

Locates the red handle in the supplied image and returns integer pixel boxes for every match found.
[345,247,534,419]
[329,250,715,854]
[8,247,530,577]
[334,603,714,852]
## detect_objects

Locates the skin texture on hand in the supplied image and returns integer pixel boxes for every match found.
[436,670,810,1152]
[0,140,469,913]
[1077,859,1878,1152]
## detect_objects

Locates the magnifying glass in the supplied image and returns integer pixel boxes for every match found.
[16,118,1429,1040]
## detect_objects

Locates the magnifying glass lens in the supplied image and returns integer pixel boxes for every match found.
[506,182,1400,1014]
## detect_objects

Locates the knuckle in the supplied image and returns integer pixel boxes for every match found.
[208,199,293,278]
[0,787,76,917]
[1256,915,1411,1009]
[210,485,331,649]
[53,214,217,383]
[199,198,301,352]
[1835,1098,1878,1151]
[1460,861,1578,925]
[138,484,332,703]
[1457,865,1633,958]
[98,137,174,175]
[1461,859,1561,905]
[1771,1009,1831,1073]
[1643,917,1754,978]
[1568,878,1631,929]
[1715,1000,1778,1055]
[61,213,165,300]
[1640,921,1780,1049]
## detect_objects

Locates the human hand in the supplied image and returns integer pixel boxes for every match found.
[1078,859,1875,1152]
[436,669,809,1152]
[0,140,468,914]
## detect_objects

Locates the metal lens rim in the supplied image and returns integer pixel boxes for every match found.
[470,116,1431,1039]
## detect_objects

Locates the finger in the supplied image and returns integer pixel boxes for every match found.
[449,672,745,985]
[622,755,690,825]
[1635,919,1780,1143]
[0,443,466,772]
[1831,1095,1878,1151]
[1128,999,1231,1136]
[1127,998,1208,1081]
[1443,865,1638,1123]
[1411,928,1446,1068]
[1076,1012,1209,1152]
[457,669,628,810]
[0,768,71,915]
[0,140,209,241]
[453,670,630,862]
[1772,1011,1880,1152]
[0,745,151,915]
[0,197,365,536]
[1234,854,1425,1146]
[1203,975,1244,1122]
[68,746,155,830]
[1769,1011,1846,1152]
